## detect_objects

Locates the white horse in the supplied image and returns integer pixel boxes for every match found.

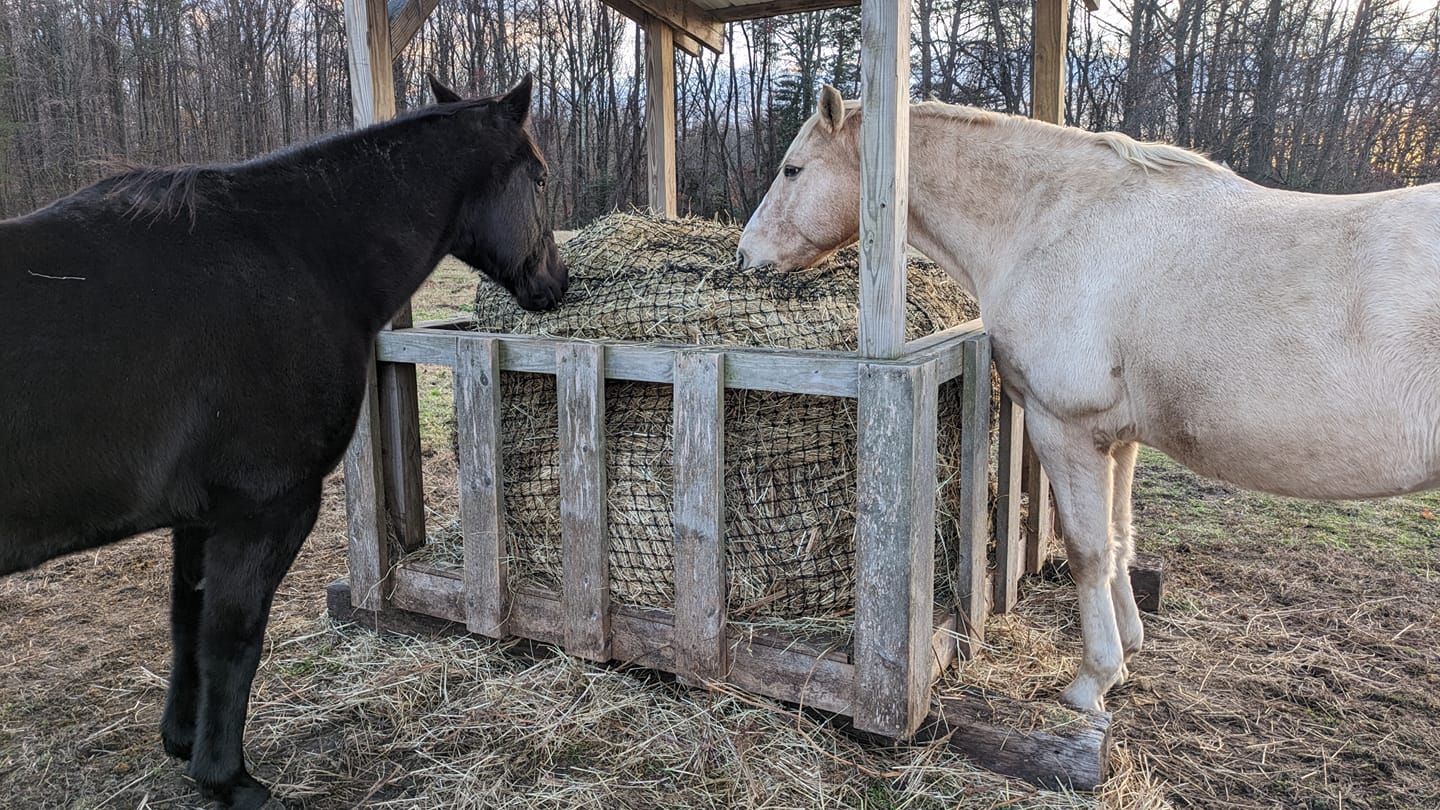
[737,85,1440,712]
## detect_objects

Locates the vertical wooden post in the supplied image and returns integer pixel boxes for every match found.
[1032,0,1068,125]
[1025,0,1067,570]
[343,362,389,611]
[853,359,938,738]
[993,388,1025,613]
[344,0,427,570]
[672,351,727,683]
[955,335,993,657]
[455,338,510,638]
[858,0,911,359]
[644,21,678,218]
[558,343,611,661]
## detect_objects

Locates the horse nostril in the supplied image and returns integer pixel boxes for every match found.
[735,249,748,270]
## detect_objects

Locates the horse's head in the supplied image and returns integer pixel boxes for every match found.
[432,74,569,311]
[737,85,861,272]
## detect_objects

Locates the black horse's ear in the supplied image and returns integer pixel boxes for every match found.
[429,73,463,104]
[499,74,534,124]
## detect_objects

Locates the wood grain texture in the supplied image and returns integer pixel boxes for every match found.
[1031,0,1068,125]
[632,0,724,52]
[342,363,389,611]
[993,388,1025,613]
[853,359,938,738]
[672,351,728,682]
[388,0,441,53]
[455,338,510,638]
[558,342,611,661]
[955,335,993,657]
[605,0,704,55]
[645,21,680,216]
[857,0,912,358]
[706,0,858,22]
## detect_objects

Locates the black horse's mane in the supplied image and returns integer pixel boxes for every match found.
[100,99,495,224]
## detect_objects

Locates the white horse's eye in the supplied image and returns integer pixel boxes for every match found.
[783,165,802,179]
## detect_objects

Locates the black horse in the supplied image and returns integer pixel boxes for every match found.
[0,75,565,808]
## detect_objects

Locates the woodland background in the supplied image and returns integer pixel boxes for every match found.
[2,0,1438,224]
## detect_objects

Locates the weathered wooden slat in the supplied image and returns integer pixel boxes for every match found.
[388,0,441,54]
[557,343,610,661]
[853,359,938,738]
[672,351,727,683]
[955,335,993,657]
[857,0,912,358]
[1023,435,1054,574]
[342,364,389,611]
[630,0,725,53]
[375,331,870,397]
[454,338,509,638]
[993,388,1025,613]
[343,0,395,127]
[644,20,680,216]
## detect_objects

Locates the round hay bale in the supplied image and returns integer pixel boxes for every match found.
[466,212,981,620]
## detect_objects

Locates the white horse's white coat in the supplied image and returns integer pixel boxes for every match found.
[737,86,1440,711]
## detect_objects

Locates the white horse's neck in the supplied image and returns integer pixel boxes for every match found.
[899,106,1228,302]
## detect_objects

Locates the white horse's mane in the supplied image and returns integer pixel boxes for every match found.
[796,98,1224,175]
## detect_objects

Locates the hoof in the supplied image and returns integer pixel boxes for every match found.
[196,769,272,810]
[1059,681,1106,713]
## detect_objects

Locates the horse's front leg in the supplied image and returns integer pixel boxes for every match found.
[189,483,320,810]
[161,526,207,760]
[1024,409,1124,712]
[1109,441,1145,675]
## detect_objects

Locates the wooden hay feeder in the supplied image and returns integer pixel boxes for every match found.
[336,0,1109,792]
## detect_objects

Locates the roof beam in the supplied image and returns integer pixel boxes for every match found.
[708,0,856,22]
[388,0,440,54]
[604,0,706,56]
[620,0,725,53]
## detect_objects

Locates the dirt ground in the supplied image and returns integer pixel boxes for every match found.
[3,262,1439,809]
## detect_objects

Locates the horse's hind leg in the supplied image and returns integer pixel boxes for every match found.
[188,482,321,810]
[1109,441,1145,669]
[161,526,207,760]
[1023,408,1124,712]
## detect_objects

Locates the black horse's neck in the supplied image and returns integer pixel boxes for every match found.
[210,108,516,331]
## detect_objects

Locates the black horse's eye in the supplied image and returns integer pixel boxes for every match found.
[783,165,801,179]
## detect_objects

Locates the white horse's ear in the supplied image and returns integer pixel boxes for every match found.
[817,85,846,134]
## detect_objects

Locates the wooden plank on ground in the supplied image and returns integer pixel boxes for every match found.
[993,388,1025,613]
[853,359,938,738]
[914,691,1112,791]
[955,335,993,657]
[857,0,912,359]
[342,364,389,612]
[455,338,509,638]
[558,342,611,661]
[672,351,728,683]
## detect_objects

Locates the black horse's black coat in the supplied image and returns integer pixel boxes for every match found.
[0,76,564,808]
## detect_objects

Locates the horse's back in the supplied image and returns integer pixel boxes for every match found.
[1112,180,1440,498]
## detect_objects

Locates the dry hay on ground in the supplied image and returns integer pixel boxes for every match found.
[421,212,983,622]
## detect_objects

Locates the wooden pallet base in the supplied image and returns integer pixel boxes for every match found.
[325,577,1112,791]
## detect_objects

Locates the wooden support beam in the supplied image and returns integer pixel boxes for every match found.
[345,0,427,556]
[454,338,510,638]
[1023,435,1054,574]
[858,0,911,358]
[708,0,859,22]
[627,0,725,53]
[606,0,703,56]
[388,0,441,54]
[1032,0,1068,125]
[992,388,1025,613]
[342,363,389,612]
[672,351,728,683]
[853,359,938,738]
[955,335,992,656]
[558,343,611,661]
[644,20,679,218]
[913,691,1112,791]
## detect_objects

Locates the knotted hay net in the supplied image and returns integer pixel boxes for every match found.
[452,212,982,621]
